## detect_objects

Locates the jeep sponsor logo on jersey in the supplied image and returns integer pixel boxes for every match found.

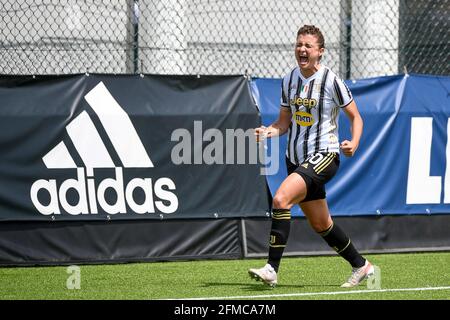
[290,96,317,108]
[30,82,179,216]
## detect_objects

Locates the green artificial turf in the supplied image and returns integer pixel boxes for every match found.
[0,252,449,300]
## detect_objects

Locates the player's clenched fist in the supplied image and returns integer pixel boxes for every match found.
[340,140,358,157]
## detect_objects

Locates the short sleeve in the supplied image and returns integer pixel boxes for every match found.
[280,77,290,108]
[332,76,353,108]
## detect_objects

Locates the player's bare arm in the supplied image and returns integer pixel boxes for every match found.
[254,107,292,141]
[340,100,363,157]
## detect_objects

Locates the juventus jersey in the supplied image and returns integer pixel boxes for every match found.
[280,66,353,165]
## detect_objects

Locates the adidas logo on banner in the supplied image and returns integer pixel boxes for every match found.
[30,82,178,216]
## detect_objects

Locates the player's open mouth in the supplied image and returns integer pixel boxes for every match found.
[299,55,309,65]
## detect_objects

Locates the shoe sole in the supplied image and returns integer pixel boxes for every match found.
[248,270,277,288]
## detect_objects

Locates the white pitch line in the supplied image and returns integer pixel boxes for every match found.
[170,286,450,300]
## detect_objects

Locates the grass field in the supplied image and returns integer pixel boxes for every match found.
[0,252,449,300]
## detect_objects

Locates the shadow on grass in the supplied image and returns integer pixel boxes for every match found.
[201,281,340,292]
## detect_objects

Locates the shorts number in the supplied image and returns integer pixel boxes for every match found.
[308,153,324,165]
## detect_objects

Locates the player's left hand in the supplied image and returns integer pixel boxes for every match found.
[340,140,358,157]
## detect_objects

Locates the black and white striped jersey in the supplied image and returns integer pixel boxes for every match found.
[280,66,353,165]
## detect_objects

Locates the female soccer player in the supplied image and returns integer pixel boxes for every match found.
[248,25,373,288]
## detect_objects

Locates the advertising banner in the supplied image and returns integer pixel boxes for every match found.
[252,74,450,216]
[0,75,270,221]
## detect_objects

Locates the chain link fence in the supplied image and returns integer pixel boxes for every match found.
[0,0,449,79]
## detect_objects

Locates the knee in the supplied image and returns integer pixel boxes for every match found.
[310,220,333,233]
[310,222,328,233]
[272,193,292,209]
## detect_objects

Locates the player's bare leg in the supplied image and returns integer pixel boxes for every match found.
[248,173,306,287]
[300,199,373,287]
[272,172,308,209]
[299,199,332,232]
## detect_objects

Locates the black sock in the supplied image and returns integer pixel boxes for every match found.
[267,209,291,273]
[319,222,365,268]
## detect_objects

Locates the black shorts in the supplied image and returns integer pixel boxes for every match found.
[286,152,340,202]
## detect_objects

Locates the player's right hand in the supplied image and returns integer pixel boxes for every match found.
[254,126,268,142]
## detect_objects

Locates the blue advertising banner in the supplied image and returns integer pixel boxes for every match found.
[251,74,450,216]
